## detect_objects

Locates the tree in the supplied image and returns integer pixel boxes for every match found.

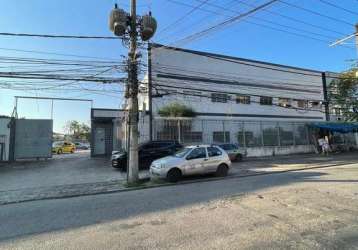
[158,102,195,117]
[329,69,358,121]
[64,120,90,140]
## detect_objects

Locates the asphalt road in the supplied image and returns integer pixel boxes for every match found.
[1,162,358,249]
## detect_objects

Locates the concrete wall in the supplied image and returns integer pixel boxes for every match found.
[14,119,53,159]
[0,118,11,161]
[246,145,315,157]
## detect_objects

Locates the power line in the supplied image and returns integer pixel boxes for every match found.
[0,32,119,39]
[318,0,358,16]
[233,0,347,36]
[0,47,120,60]
[193,0,337,40]
[156,0,211,38]
[152,82,326,113]
[159,0,240,43]
[152,44,358,81]
[171,0,280,46]
[279,0,355,27]
[153,63,324,86]
[152,77,321,100]
[163,0,350,48]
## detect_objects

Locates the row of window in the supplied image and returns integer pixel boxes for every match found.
[157,128,310,146]
[210,93,318,108]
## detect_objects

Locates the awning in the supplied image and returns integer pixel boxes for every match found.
[309,122,358,133]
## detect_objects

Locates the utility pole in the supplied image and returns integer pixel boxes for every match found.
[127,0,139,183]
[109,1,157,184]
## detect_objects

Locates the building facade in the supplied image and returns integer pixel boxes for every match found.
[91,108,125,157]
[145,44,326,122]
[134,44,330,156]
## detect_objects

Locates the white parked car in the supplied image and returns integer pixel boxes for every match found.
[150,145,231,182]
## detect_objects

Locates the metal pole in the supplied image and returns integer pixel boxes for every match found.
[322,72,330,121]
[127,0,139,184]
[147,43,153,141]
[51,100,54,120]
[15,97,18,118]
[355,24,358,69]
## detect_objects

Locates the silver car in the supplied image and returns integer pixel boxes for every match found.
[150,145,231,182]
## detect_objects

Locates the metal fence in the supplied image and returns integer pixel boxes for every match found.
[153,118,311,147]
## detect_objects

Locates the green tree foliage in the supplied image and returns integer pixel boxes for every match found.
[64,120,90,140]
[329,70,358,121]
[158,102,196,117]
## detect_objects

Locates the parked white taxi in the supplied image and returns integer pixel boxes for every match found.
[150,145,231,182]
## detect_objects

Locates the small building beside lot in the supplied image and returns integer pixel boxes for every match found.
[91,108,125,157]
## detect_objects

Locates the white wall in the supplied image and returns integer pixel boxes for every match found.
[246,145,314,157]
[0,118,11,161]
[149,45,325,122]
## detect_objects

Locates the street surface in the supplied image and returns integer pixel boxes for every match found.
[1,161,358,249]
[1,152,358,205]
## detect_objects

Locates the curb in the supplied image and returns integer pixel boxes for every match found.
[1,161,356,206]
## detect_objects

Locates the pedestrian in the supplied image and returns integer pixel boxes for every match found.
[318,136,329,156]
[318,137,325,154]
[322,136,330,156]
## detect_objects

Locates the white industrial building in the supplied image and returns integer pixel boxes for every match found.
[134,44,330,157]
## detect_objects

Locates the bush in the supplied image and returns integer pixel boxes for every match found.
[158,103,195,117]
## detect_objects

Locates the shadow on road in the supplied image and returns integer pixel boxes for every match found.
[0,169,332,242]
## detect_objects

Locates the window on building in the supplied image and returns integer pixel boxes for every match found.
[309,101,321,108]
[236,95,250,104]
[296,100,308,109]
[211,93,230,103]
[184,90,201,101]
[182,132,203,143]
[260,96,273,105]
[262,122,279,146]
[213,131,230,143]
[278,98,292,108]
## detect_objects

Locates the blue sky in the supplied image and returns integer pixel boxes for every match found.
[0,0,357,132]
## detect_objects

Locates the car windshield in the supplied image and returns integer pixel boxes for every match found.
[174,148,191,158]
[53,142,62,147]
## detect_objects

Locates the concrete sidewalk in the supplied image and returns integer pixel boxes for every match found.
[230,152,358,176]
[0,152,357,205]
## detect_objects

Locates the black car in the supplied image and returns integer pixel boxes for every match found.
[111,140,183,171]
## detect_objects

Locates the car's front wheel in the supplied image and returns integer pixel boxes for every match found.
[215,164,228,177]
[167,168,182,183]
